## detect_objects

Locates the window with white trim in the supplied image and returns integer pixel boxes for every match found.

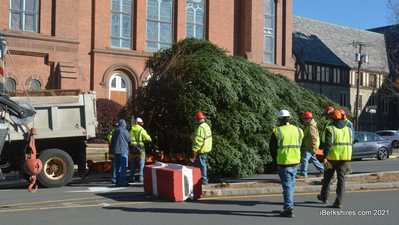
[111,0,133,48]
[316,66,321,81]
[306,64,312,80]
[263,0,275,64]
[186,0,205,39]
[9,0,39,32]
[147,0,174,52]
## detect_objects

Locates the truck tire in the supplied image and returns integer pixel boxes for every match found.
[37,149,74,188]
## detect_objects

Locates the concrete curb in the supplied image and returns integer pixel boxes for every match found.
[203,182,399,198]
[203,171,399,198]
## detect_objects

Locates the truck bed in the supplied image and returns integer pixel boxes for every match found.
[6,91,97,141]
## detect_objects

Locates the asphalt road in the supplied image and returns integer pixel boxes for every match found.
[0,184,398,225]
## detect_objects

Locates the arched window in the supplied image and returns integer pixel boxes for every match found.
[186,0,205,39]
[264,0,275,64]
[109,72,132,105]
[0,77,16,93]
[26,78,41,91]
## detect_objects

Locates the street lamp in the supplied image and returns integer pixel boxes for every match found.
[353,42,368,131]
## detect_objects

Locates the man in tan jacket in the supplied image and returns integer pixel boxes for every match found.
[298,111,324,178]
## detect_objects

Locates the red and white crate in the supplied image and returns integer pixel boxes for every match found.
[144,162,202,202]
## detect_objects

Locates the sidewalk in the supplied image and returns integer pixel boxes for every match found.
[202,151,399,198]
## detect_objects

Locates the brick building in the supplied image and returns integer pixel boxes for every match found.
[0,0,294,107]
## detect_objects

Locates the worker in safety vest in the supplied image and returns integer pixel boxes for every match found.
[269,109,303,218]
[129,117,152,183]
[317,109,352,208]
[320,106,335,149]
[298,111,324,178]
[190,111,212,185]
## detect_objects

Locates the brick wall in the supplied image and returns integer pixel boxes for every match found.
[0,0,294,100]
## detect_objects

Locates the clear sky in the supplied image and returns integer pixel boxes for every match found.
[293,0,395,29]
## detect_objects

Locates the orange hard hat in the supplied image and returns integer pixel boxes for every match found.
[303,111,313,120]
[324,106,335,115]
[195,111,206,121]
[332,109,343,121]
[338,109,347,119]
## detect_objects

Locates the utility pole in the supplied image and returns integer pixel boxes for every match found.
[353,41,368,131]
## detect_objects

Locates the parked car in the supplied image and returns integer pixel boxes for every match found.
[375,130,399,148]
[353,132,392,160]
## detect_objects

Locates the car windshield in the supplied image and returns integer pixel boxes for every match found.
[375,134,385,141]
[376,131,395,136]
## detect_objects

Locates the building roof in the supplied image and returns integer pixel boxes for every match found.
[293,16,390,73]
[369,24,399,78]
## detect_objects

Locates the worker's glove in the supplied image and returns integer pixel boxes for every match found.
[324,159,332,169]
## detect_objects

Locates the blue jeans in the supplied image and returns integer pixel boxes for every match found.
[278,166,297,210]
[130,152,145,182]
[299,152,324,177]
[114,154,128,186]
[112,159,117,184]
[196,154,208,184]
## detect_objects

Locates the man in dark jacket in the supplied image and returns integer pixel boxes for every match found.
[318,110,352,208]
[110,119,131,187]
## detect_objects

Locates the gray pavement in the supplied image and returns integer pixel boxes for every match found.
[223,157,399,183]
[0,185,398,225]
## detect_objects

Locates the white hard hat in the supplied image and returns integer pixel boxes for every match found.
[136,117,143,123]
[276,110,291,118]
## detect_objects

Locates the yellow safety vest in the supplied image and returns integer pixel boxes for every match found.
[192,122,212,154]
[273,124,303,165]
[326,125,352,161]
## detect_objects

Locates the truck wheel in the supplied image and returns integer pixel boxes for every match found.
[37,149,74,188]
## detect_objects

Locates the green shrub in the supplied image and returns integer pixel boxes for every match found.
[122,39,335,179]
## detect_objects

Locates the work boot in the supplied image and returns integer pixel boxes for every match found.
[279,208,295,218]
[317,194,327,204]
[331,200,342,209]
[138,176,144,183]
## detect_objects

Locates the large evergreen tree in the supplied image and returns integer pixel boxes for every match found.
[122,39,335,179]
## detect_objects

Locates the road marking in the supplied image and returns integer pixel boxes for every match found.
[0,201,149,213]
[66,187,128,193]
[0,197,101,208]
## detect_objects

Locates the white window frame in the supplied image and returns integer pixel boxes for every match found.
[186,0,205,39]
[316,66,321,81]
[306,64,312,80]
[108,73,132,99]
[111,0,133,49]
[9,0,39,32]
[146,0,175,52]
[263,0,275,64]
